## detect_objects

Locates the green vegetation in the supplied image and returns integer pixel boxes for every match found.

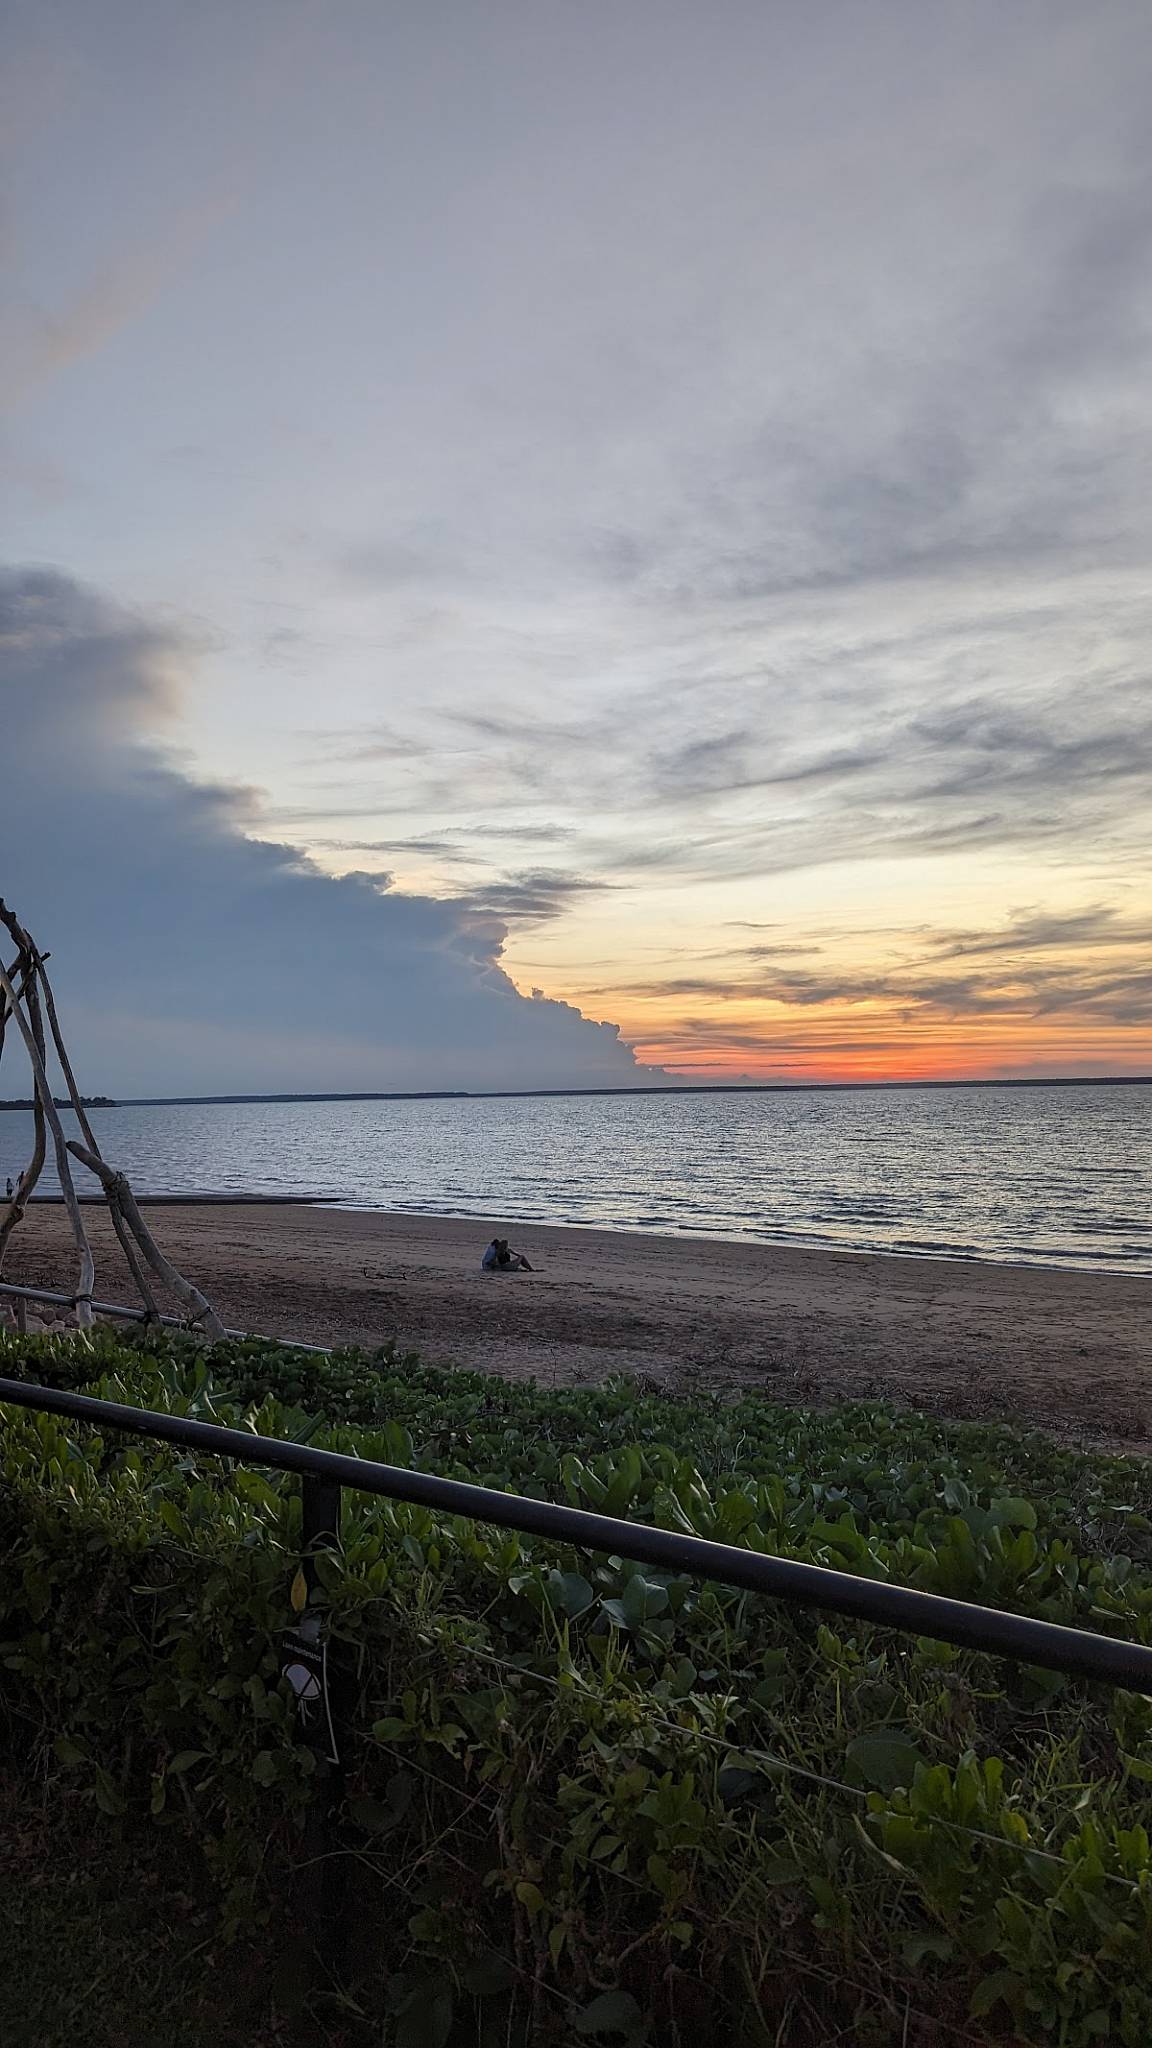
[2,1327,1152,2045]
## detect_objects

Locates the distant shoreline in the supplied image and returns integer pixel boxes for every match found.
[112,1075,1151,1107]
[3,1078,1146,1112]
[0,1096,117,1112]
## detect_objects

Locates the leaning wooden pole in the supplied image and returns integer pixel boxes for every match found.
[65,1142,226,1339]
[0,896,224,1340]
[0,956,46,1270]
[36,958,162,1324]
[0,952,95,1327]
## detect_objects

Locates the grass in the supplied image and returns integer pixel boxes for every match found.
[0,1773,296,2048]
[2,1325,1152,2044]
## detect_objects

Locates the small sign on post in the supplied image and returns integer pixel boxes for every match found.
[281,1475,343,1763]
[281,1609,340,1765]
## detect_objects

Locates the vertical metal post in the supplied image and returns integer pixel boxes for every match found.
[283,1475,346,1995]
[15,1296,27,1334]
[301,1475,342,1591]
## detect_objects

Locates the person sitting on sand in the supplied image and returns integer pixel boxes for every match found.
[482,1236,533,1273]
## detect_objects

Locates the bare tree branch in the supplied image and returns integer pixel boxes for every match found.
[0,896,223,1339]
[65,1141,226,1338]
[36,957,161,1323]
[0,955,47,1269]
[0,950,94,1326]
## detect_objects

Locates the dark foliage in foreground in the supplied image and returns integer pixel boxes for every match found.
[2,1328,1152,2045]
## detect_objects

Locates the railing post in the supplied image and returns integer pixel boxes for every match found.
[301,1473,342,1593]
[281,1474,346,1996]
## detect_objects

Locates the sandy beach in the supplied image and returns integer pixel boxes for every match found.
[5,1202,1150,1452]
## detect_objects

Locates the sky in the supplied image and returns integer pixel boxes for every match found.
[3,0,1151,1092]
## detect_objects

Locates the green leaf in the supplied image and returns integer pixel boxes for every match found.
[395,1978,453,2048]
[167,1749,208,1776]
[549,1569,595,1618]
[902,1932,954,1966]
[845,1731,924,1793]
[987,1497,1037,1531]
[53,1736,88,1768]
[157,1500,186,1539]
[574,1989,646,2040]
[717,1764,769,1804]
[621,1574,668,1629]
[461,1954,516,1997]
[670,1656,698,1697]
[970,1969,1024,2019]
[351,1795,403,1833]
[600,1450,643,1519]
[93,1768,126,1816]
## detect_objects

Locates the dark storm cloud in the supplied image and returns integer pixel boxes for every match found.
[449,871,614,928]
[0,566,652,1093]
[303,836,469,865]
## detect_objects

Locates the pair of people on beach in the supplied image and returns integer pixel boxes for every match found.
[482,1236,533,1273]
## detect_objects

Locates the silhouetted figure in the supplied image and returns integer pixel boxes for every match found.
[481,1236,533,1273]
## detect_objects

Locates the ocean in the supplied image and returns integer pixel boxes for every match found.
[2,1081,1149,1276]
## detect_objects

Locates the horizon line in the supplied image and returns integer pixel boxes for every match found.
[103,1074,1152,1108]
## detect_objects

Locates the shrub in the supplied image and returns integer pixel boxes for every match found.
[2,1327,1152,2044]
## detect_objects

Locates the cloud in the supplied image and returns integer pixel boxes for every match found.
[932,906,1152,959]
[637,963,1152,1027]
[449,870,614,929]
[609,902,1152,1031]
[6,6,1152,1085]
[0,566,655,1094]
[303,836,467,867]
[314,564,1152,896]
[299,98,1152,909]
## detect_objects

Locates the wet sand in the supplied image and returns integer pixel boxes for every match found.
[5,1203,1151,1450]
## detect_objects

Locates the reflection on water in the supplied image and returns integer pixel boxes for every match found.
[1,1083,1148,1275]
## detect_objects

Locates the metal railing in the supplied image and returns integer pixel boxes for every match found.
[2,1372,1151,1690]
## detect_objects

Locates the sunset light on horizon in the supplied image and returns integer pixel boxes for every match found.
[5,1,1151,1095]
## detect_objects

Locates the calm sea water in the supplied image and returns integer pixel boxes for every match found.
[1,1085,1149,1275]
[2,1081,1147,1269]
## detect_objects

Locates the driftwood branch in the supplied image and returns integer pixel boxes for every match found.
[36,958,161,1323]
[65,1142,227,1339]
[0,952,95,1326]
[0,957,46,1270]
[0,896,223,1340]
[0,950,22,1045]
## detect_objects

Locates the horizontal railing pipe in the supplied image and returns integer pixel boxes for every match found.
[0,1279,332,1354]
[2,1375,1151,1692]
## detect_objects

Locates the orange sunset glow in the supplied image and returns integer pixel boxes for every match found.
[6,3,1151,1098]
